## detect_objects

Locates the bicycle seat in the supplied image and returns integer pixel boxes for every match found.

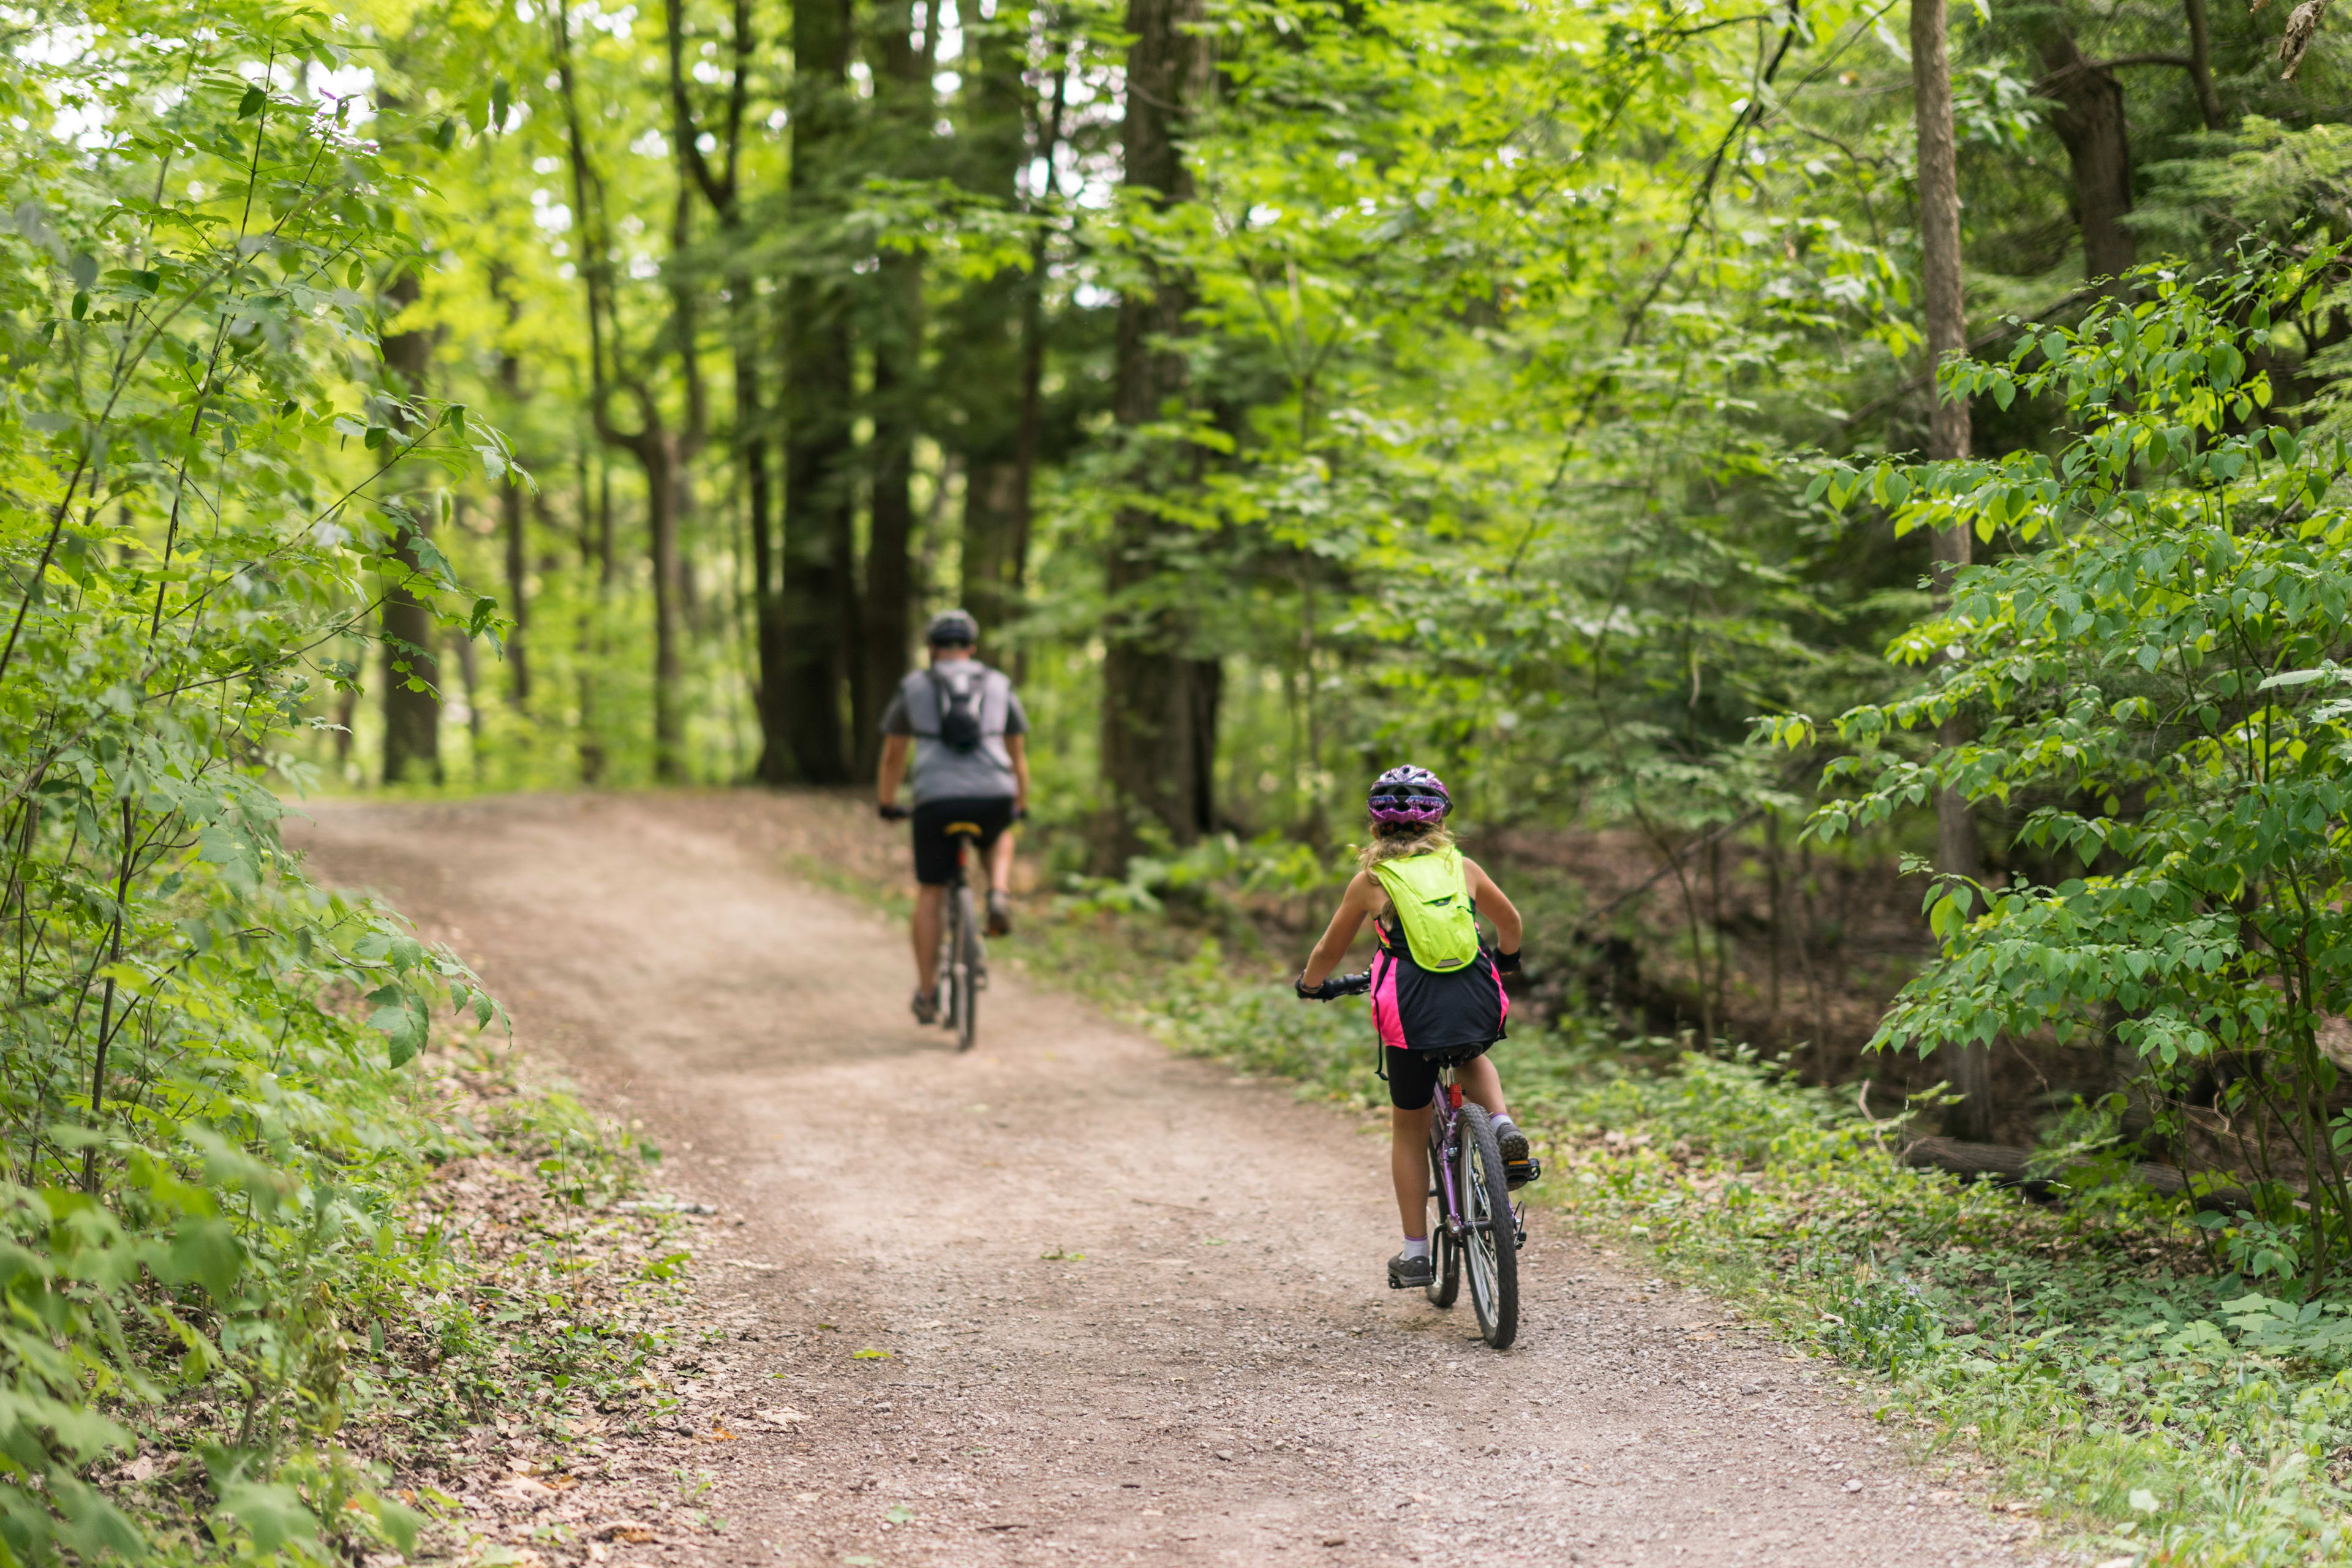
[1418,1046,1493,1068]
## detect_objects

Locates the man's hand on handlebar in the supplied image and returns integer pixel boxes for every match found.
[1295,972,1371,1001]
[877,801,911,821]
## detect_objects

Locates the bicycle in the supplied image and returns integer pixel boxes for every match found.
[1315,973,1523,1349]
[933,820,988,1052]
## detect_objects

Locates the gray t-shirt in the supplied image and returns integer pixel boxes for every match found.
[880,661,1028,804]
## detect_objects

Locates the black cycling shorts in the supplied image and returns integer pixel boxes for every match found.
[910,796,1017,886]
[1384,1044,1493,1111]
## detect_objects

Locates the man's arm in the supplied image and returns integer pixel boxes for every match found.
[877,734,911,808]
[1006,734,1030,816]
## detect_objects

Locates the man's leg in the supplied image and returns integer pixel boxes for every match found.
[1391,1102,1435,1237]
[986,822,1017,892]
[911,884,946,992]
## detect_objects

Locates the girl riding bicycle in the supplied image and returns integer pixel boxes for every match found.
[1295,766,1534,1290]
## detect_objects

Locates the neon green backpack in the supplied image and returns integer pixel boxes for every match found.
[1370,848,1480,973]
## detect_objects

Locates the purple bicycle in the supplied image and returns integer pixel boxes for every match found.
[1322,973,1522,1349]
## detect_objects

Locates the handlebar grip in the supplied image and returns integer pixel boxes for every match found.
[1296,972,1372,1001]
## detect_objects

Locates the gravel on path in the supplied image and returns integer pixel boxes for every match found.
[289,791,2050,1568]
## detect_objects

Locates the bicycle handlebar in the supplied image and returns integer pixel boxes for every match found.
[1297,971,1371,1001]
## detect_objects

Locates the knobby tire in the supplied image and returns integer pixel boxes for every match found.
[954,883,982,1052]
[1458,1102,1519,1349]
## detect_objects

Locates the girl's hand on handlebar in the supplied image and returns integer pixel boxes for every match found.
[1295,972,1371,1001]
[877,802,911,821]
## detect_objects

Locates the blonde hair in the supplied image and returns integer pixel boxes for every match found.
[1355,820,1456,873]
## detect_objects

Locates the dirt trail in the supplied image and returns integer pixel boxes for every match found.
[289,793,2046,1568]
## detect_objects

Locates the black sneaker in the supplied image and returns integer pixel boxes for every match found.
[1496,1122,1540,1188]
[986,889,1013,937]
[1388,1250,1435,1289]
[911,989,938,1025]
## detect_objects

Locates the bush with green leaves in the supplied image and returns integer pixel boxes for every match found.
[1771,244,2352,1286]
[0,0,518,1558]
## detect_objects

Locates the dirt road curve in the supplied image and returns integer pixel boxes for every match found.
[290,793,2045,1568]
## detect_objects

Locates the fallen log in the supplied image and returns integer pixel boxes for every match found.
[1898,1136,2255,1213]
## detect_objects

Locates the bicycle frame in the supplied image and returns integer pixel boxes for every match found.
[1427,1060,1523,1247]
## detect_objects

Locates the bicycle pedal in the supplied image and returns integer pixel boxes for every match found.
[1506,1157,1542,1190]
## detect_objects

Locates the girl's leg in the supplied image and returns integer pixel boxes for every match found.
[1457,1054,1510,1120]
[1391,1103,1435,1237]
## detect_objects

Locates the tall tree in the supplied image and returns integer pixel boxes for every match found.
[949,1,1034,637]
[859,0,931,772]
[2034,26,2137,284]
[1913,0,1994,1140]
[551,0,696,781]
[493,276,532,715]
[777,0,861,783]
[1095,0,1216,869]
[667,0,792,783]
[380,267,442,786]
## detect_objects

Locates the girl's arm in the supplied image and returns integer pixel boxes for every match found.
[1464,859,1524,955]
[1300,872,1378,987]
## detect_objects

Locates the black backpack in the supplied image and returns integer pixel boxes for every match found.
[927,667,986,753]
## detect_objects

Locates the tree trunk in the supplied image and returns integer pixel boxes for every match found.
[1913,0,1993,1140]
[493,287,532,714]
[858,0,929,774]
[951,2,1033,637]
[994,58,1067,685]
[864,257,919,775]
[646,421,686,780]
[2035,28,2136,286]
[501,472,530,711]
[380,269,442,787]
[743,339,789,783]
[778,0,858,784]
[1095,0,1213,870]
[2185,0,2226,129]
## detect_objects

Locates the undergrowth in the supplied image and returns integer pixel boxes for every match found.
[69,1027,697,1567]
[1131,943,2352,1567]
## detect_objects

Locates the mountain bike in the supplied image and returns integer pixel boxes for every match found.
[933,820,987,1052]
[1317,973,1523,1349]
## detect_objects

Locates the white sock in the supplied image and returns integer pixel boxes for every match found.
[1400,1237,1430,1260]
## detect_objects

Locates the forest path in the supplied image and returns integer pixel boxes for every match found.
[289,791,2042,1568]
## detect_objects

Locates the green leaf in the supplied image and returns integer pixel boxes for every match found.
[214,1481,320,1556]
[161,1216,246,1303]
[236,85,267,119]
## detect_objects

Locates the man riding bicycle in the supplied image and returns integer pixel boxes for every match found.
[875,609,1030,1025]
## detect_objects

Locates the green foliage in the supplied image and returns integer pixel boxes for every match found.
[1781,248,2352,1285]
[0,0,680,1559]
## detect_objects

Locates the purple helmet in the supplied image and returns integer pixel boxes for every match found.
[1367,765,1450,825]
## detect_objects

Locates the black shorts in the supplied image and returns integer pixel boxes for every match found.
[911,796,1017,886]
[1384,1044,1493,1111]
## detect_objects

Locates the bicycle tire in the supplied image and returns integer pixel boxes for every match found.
[954,883,982,1052]
[1458,1102,1520,1349]
[935,894,961,1035]
[1424,1137,1461,1308]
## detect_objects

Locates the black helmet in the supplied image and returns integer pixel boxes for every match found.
[925,608,979,647]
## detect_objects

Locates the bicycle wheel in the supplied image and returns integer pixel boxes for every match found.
[935,892,960,1035]
[1424,1136,1461,1308]
[1457,1103,1520,1349]
[953,883,982,1052]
